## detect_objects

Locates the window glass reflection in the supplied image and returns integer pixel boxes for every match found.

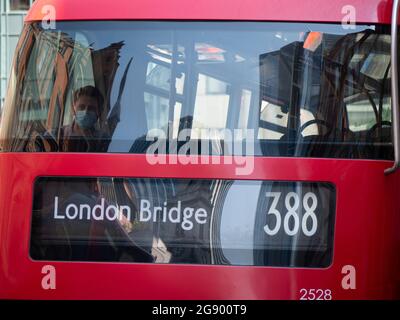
[31,177,335,267]
[0,22,393,160]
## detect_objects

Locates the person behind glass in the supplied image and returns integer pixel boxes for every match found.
[60,86,108,152]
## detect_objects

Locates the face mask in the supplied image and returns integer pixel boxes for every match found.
[75,110,97,129]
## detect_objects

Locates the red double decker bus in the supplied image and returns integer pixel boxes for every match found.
[0,0,399,299]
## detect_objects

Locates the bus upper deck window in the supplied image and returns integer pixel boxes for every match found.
[0,21,393,160]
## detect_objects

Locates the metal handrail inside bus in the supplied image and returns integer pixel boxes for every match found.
[385,0,400,175]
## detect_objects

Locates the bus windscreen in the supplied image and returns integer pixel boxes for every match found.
[0,21,393,160]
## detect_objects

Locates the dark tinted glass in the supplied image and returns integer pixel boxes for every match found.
[31,177,336,267]
[0,21,393,159]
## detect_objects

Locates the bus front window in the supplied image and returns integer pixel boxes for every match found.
[0,21,392,159]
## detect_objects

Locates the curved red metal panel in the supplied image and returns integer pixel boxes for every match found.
[26,0,393,24]
[0,153,399,299]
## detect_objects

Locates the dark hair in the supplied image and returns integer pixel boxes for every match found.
[73,86,104,108]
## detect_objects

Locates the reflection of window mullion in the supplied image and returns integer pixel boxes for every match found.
[144,84,183,103]
[287,44,302,144]
[226,83,239,131]
[178,38,197,135]
[168,32,179,136]
[146,47,173,62]
[259,119,288,135]
[147,56,175,69]
[378,62,391,126]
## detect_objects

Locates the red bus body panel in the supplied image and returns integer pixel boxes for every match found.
[0,0,399,300]
[27,0,393,24]
[0,154,399,299]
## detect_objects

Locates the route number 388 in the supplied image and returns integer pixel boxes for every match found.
[264,192,318,237]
